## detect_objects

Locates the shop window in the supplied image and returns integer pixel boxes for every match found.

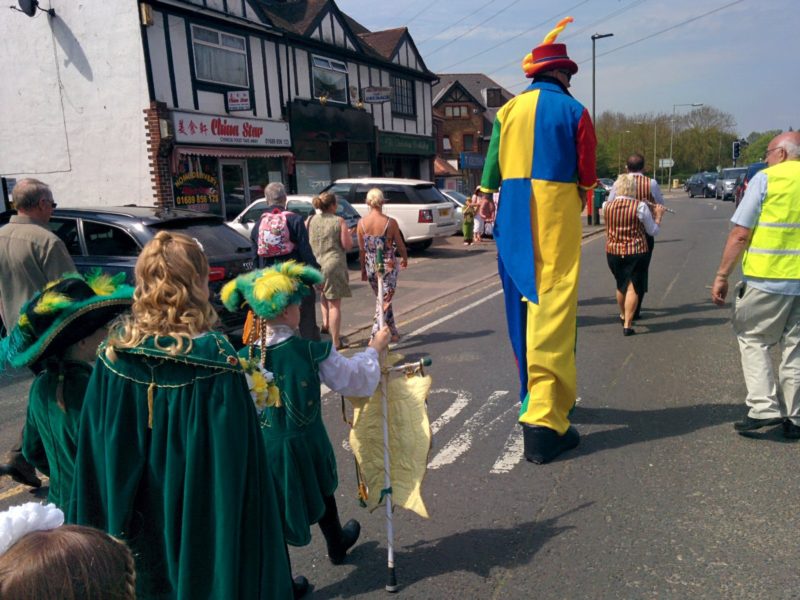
[390,76,415,117]
[191,25,248,88]
[83,221,140,257]
[463,134,474,151]
[174,155,222,216]
[312,56,348,104]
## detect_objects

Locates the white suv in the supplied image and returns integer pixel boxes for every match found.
[321,178,458,249]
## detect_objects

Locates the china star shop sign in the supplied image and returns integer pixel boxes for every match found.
[172,111,291,147]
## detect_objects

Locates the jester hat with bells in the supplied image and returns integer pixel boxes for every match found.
[221,261,323,323]
[522,17,578,78]
[0,270,133,372]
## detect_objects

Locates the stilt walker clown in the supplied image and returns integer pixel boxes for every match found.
[480,17,597,464]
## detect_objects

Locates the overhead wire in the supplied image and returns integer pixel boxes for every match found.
[434,0,591,72]
[423,0,527,58]
[503,0,747,92]
[416,0,503,45]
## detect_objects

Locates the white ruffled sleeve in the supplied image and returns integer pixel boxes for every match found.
[319,346,381,397]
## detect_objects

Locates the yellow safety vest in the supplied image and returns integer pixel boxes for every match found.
[742,160,800,280]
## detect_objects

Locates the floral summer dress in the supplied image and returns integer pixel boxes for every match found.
[361,219,399,337]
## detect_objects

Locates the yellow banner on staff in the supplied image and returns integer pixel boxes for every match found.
[346,368,432,519]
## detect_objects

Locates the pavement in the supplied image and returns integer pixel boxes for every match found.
[329,217,606,347]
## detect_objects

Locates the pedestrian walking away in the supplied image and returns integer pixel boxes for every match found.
[711,131,800,440]
[308,191,354,350]
[0,271,133,512]
[223,262,391,593]
[608,153,665,319]
[0,178,76,489]
[604,173,666,335]
[358,188,408,343]
[480,16,597,465]
[251,181,321,341]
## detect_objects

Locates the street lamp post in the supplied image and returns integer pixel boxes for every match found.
[618,130,630,174]
[668,102,703,190]
[590,33,613,226]
[591,33,614,126]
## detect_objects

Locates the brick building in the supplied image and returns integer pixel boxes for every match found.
[432,74,513,192]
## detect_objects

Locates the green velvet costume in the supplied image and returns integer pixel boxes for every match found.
[245,336,337,547]
[69,332,293,600]
[22,360,90,511]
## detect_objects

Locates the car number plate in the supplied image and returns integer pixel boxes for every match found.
[242,261,254,271]
[439,207,451,217]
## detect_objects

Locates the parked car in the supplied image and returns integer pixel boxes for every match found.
[715,167,747,200]
[321,178,458,250]
[228,194,360,255]
[0,206,254,336]
[686,172,718,198]
[597,178,615,192]
[438,189,467,234]
[734,162,767,207]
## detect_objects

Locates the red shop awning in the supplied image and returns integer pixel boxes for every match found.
[175,145,293,159]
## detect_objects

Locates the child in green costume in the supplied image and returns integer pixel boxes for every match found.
[222,261,390,571]
[69,232,298,600]
[0,271,134,512]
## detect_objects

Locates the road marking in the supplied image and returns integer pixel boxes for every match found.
[395,288,505,350]
[429,389,471,435]
[491,421,524,474]
[0,477,48,502]
[428,390,509,470]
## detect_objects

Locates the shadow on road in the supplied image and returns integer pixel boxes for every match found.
[577,300,727,332]
[571,403,748,455]
[310,504,591,598]
[393,329,496,352]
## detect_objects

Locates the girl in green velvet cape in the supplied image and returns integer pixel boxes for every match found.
[0,271,134,512]
[68,232,296,600]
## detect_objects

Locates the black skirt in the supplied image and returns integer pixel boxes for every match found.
[606,252,648,295]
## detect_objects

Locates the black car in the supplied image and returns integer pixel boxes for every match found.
[686,172,718,198]
[1,206,254,336]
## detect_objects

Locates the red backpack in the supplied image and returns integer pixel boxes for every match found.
[256,208,296,258]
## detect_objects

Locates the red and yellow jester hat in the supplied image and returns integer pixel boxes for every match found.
[522,17,578,78]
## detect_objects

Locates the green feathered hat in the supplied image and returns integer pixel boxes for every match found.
[0,270,134,371]
[221,260,323,320]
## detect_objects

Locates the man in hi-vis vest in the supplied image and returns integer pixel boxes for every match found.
[712,131,800,439]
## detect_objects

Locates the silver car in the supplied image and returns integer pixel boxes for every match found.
[227,195,360,255]
[715,167,747,201]
[439,189,467,233]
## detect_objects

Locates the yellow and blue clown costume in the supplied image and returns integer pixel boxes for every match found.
[480,17,596,462]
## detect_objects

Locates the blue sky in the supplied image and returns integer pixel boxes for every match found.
[336,0,798,136]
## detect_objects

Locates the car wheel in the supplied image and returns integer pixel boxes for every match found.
[411,239,433,251]
[689,189,695,198]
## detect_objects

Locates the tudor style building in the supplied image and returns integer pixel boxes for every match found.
[432,73,513,192]
[1,0,436,217]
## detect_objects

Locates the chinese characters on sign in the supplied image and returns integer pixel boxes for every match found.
[172,111,291,147]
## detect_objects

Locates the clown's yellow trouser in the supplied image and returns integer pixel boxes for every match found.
[498,182,582,435]
[519,262,579,434]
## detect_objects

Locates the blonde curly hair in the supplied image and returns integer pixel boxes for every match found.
[107,231,218,357]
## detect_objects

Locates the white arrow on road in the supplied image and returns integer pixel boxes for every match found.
[428,390,509,470]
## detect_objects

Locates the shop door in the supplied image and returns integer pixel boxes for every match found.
[220,160,249,220]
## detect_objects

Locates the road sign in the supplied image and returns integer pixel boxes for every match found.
[659,158,674,168]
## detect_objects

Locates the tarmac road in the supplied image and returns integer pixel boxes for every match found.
[3,192,798,598]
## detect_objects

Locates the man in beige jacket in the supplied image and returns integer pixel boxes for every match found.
[0,178,75,487]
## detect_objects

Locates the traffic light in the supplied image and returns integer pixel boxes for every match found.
[732,140,741,160]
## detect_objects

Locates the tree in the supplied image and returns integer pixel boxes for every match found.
[741,129,782,163]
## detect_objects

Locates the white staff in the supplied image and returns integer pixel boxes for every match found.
[375,243,398,592]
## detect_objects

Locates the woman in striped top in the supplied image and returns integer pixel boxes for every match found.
[603,174,666,336]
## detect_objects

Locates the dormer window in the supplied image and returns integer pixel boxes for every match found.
[486,88,504,108]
